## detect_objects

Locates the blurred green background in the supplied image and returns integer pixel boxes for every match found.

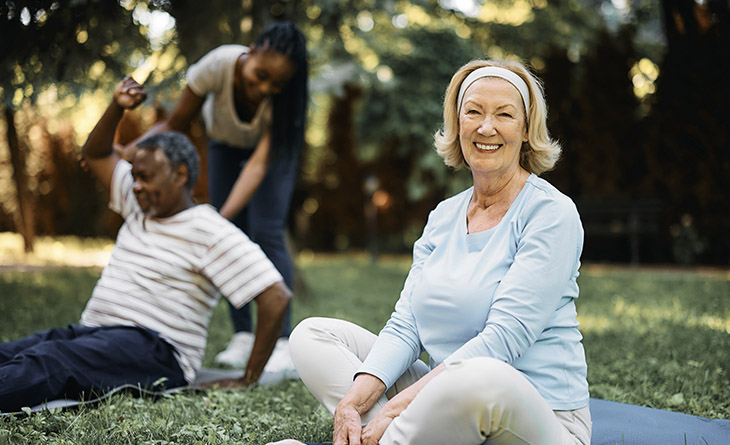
[1,0,728,266]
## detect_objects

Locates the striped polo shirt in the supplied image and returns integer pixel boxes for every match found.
[80,160,283,383]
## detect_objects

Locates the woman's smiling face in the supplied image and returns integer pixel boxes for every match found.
[458,76,528,178]
[240,49,295,104]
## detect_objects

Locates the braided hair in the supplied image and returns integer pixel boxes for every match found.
[254,22,308,160]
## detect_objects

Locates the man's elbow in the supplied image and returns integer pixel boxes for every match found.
[257,282,292,313]
[81,141,109,161]
[81,142,92,159]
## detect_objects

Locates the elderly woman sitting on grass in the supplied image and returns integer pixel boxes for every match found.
[270,58,591,445]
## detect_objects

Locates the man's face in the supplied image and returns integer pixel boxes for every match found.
[131,147,185,218]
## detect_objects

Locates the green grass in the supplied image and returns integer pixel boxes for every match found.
[577,266,730,420]
[0,252,728,444]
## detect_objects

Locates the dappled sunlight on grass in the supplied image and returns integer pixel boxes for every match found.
[0,249,728,438]
[578,296,730,334]
[0,232,113,268]
[577,264,730,334]
[575,266,730,417]
[0,268,98,339]
[576,314,613,333]
[582,263,730,281]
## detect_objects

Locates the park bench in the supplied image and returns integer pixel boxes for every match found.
[576,198,665,264]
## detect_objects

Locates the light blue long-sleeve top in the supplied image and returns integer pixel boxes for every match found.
[358,174,590,410]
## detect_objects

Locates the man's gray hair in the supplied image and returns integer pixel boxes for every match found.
[136,131,200,189]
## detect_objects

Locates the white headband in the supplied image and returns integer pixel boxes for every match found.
[457,66,531,118]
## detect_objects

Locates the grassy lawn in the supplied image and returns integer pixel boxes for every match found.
[0,235,728,444]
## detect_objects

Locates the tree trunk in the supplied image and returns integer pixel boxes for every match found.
[649,0,730,264]
[4,106,35,253]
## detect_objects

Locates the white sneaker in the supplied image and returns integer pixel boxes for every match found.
[214,331,255,368]
[264,337,297,377]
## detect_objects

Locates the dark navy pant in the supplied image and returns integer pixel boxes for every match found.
[0,324,186,413]
[207,140,297,337]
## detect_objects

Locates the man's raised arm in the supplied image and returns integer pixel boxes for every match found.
[81,77,146,189]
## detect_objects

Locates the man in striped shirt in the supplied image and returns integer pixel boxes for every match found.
[0,77,291,413]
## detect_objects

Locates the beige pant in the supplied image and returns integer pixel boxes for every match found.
[290,317,592,445]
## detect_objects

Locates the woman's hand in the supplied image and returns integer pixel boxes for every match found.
[333,402,364,445]
[115,85,205,162]
[113,76,146,110]
[360,389,412,444]
[362,363,447,444]
[332,373,387,444]
[218,131,271,220]
[360,406,397,445]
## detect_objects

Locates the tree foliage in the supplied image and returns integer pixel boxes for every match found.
[0,1,154,250]
[0,0,154,107]
[0,0,727,264]
[643,0,730,264]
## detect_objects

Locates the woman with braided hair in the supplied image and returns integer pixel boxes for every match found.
[124,22,308,373]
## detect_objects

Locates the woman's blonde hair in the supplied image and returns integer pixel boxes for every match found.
[434,59,561,174]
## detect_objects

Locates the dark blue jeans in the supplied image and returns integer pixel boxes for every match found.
[207,139,297,337]
[0,324,186,412]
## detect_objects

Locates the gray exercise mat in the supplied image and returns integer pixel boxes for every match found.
[304,398,730,445]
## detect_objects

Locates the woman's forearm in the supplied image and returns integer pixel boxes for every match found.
[115,121,172,161]
[358,363,446,444]
[219,160,267,219]
[118,85,204,161]
[219,132,271,220]
[332,373,387,444]
[383,363,445,415]
[339,373,388,415]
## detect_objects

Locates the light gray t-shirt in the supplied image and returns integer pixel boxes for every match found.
[186,44,273,148]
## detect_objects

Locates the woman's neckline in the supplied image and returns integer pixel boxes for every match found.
[465,173,533,235]
[232,53,260,123]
